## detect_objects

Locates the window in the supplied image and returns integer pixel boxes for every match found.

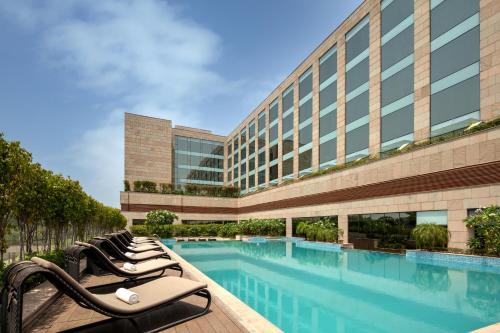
[282,158,293,177]
[269,165,278,182]
[430,0,480,137]
[174,136,224,186]
[269,144,278,162]
[269,99,278,123]
[258,111,266,132]
[299,149,312,172]
[380,0,414,152]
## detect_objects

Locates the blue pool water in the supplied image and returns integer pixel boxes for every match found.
[166,240,500,333]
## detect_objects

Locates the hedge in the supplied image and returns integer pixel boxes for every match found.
[131,219,285,238]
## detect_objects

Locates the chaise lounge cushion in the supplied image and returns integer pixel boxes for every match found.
[31,257,207,315]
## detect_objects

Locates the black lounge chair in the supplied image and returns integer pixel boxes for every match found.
[65,242,183,281]
[90,237,170,264]
[107,234,162,253]
[121,230,160,244]
[1,258,211,333]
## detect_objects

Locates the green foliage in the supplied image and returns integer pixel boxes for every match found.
[128,181,240,198]
[160,183,174,194]
[295,218,343,243]
[0,133,127,263]
[131,219,285,239]
[238,219,285,236]
[133,180,157,193]
[217,223,240,238]
[124,180,130,192]
[465,206,500,256]
[145,210,178,234]
[412,224,449,249]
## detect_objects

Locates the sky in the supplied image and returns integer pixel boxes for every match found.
[0,0,363,207]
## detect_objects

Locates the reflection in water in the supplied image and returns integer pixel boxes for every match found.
[414,264,451,292]
[171,241,500,333]
[467,270,500,320]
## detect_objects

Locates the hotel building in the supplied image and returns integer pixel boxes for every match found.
[121,0,500,249]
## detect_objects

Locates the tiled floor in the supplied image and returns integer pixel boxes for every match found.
[27,269,247,333]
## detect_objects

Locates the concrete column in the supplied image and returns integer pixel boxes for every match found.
[413,0,431,142]
[369,2,381,156]
[286,217,293,237]
[479,0,500,121]
[311,59,321,171]
[448,206,469,249]
[336,37,346,164]
[293,79,300,177]
[338,215,348,243]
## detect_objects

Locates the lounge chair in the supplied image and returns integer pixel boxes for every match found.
[90,237,170,264]
[116,232,156,246]
[122,230,160,243]
[106,234,163,253]
[1,258,211,333]
[65,242,183,281]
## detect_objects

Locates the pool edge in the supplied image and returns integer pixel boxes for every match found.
[159,241,283,333]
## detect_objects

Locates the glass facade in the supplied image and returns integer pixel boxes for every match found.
[430,0,480,137]
[345,15,370,162]
[282,84,294,179]
[174,136,224,186]
[380,0,414,152]
[220,0,484,193]
[319,45,338,168]
[257,110,267,187]
[298,67,313,175]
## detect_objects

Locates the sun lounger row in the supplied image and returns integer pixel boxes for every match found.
[0,230,211,333]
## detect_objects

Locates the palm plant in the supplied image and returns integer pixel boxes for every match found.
[412,224,449,249]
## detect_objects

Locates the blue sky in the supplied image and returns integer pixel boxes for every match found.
[0,0,362,207]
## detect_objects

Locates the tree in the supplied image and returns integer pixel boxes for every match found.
[145,210,178,235]
[0,135,30,263]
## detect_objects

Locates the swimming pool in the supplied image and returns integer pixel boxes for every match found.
[166,240,500,333]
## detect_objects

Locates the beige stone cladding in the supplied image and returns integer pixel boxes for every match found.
[124,113,172,186]
[480,0,500,121]
[413,0,431,142]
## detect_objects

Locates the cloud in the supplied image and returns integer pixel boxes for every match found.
[0,0,238,206]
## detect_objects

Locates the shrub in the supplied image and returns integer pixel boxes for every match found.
[160,183,174,194]
[465,206,500,256]
[412,224,449,249]
[145,210,178,235]
[295,218,343,243]
[239,219,285,236]
[124,180,130,192]
[133,180,157,193]
[217,223,240,238]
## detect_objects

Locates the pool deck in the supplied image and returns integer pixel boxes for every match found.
[27,269,249,333]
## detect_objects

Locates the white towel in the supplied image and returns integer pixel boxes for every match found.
[125,252,136,258]
[123,262,137,272]
[115,288,139,304]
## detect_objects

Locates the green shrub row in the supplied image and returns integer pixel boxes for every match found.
[131,219,285,238]
[295,219,343,243]
[125,181,240,198]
